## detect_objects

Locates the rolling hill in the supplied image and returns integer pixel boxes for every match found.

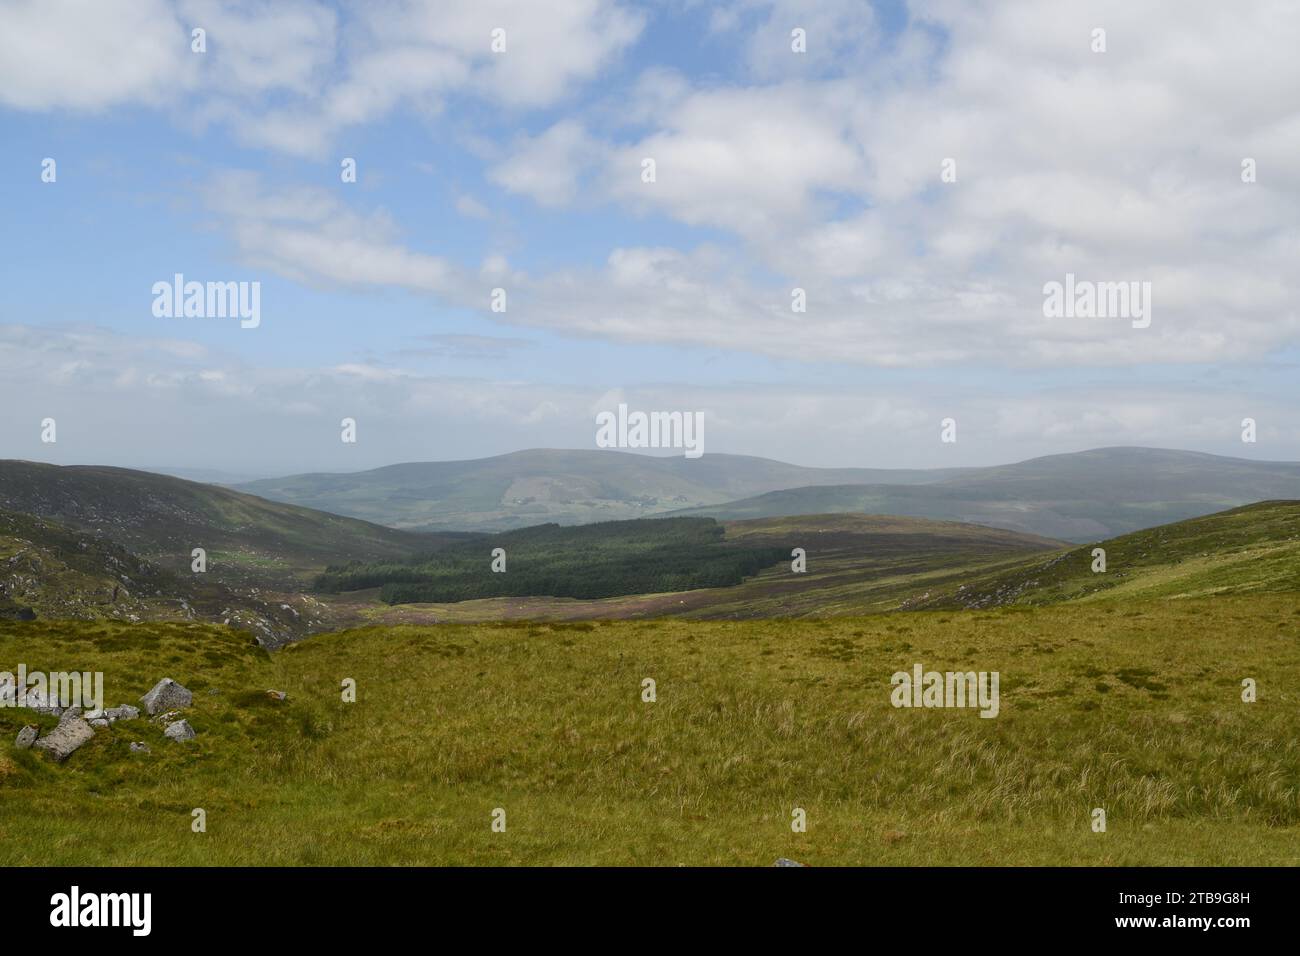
[0,507,321,645]
[908,499,1300,610]
[0,460,451,587]
[236,448,970,531]
[313,501,1300,625]
[315,512,1065,625]
[667,447,1300,541]
[234,446,1300,540]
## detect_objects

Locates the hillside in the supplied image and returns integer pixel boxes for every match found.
[0,508,322,646]
[668,447,1300,541]
[315,512,1064,625]
[316,516,789,604]
[236,448,968,531]
[908,499,1300,611]
[0,460,449,587]
[3,599,1297,865]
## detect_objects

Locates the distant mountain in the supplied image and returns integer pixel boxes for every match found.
[667,447,1300,541]
[0,460,447,587]
[236,448,969,531]
[235,446,1300,541]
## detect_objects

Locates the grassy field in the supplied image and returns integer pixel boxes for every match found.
[2,595,1296,865]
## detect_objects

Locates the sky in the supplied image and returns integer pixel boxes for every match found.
[1,0,1298,478]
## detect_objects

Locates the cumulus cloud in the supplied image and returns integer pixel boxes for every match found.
[0,0,195,110]
[477,0,1300,367]
[0,0,644,154]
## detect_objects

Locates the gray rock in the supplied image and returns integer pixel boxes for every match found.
[83,708,105,720]
[89,718,110,728]
[129,741,151,754]
[141,678,192,715]
[106,704,140,721]
[15,725,37,749]
[22,687,60,715]
[57,706,83,725]
[163,719,196,742]
[31,717,95,762]
[773,858,806,867]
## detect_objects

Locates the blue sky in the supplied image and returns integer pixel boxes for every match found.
[2,1,1298,476]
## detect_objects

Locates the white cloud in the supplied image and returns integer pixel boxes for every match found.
[0,0,194,110]
[488,120,602,206]
[481,0,1300,368]
[0,0,644,155]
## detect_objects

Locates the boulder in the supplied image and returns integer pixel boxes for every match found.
[89,718,110,728]
[129,741,151,754]
[31,717,94,762]
[57,706,83,725]
[15,725,37,749]
[163,719,196,742]
[141,678,192,715]
[106,704,141,721]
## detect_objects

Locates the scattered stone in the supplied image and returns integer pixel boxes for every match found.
[106,704,140,721]
[15,725,37,749]
[89,718,110,728]
[141,678,192,715]
[773,858,806,867]
[57,706,83,725]
[129,742,151,754]
[21,687,60,715]
[266,690,287,701]
[31,717,95,762]
[83,708,105,721]
[163,719,196,742]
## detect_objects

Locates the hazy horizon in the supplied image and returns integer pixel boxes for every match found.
[7,441,1299,486]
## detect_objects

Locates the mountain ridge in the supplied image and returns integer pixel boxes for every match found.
[236,445,1300,540]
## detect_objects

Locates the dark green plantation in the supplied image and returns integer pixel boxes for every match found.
[315,517,790,603]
